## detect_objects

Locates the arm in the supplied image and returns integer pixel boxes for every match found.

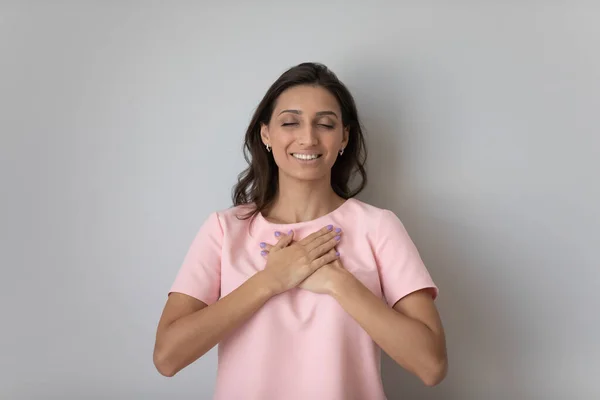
[330,269,447,386]
[154,225,341,377]
[153,271,275,377]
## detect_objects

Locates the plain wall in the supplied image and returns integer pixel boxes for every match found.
[1,1,599,399]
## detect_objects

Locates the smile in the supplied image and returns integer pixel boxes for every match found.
[291,153,322,160]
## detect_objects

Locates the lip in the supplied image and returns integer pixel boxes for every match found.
[290,153,323,164]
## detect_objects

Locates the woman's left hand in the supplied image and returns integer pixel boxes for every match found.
[260,232,349,295]
[295,258,348,295]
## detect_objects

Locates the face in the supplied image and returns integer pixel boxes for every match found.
[261,85,349,183]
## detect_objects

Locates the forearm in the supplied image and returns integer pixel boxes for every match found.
[331,274,447,386]
[156,272,274,376]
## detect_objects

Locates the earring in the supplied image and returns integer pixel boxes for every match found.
[339,148,344,156]
[265,144,271,152]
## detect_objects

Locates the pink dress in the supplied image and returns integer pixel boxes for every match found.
[170,198,438,399]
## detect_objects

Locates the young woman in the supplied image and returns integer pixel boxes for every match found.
[153,62,447,399]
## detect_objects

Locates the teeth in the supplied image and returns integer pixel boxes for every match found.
[293,153,320,160]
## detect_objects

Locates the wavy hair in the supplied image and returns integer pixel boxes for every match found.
[232,62,367,219]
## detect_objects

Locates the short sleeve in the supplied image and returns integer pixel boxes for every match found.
[375,209,438,307]
[169,212,223,305]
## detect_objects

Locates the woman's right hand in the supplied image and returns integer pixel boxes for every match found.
[259,225,342,295]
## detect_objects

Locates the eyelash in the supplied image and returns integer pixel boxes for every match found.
[282,123,334,129]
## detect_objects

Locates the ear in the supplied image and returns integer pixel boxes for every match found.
[341,126,350,149]
[260,123,270,147]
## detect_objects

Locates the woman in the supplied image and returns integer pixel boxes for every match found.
[153,62,447,399]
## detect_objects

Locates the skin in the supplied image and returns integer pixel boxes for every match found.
[261,84,349,188]
[153,85,448,386]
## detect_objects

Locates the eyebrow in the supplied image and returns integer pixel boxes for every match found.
[278,109,339,119]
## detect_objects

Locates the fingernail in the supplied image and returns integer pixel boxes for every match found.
[261,250,267,256]
[335,235,341,241]
[288,230,293,235]
[260,242,266,248]
[335,227,342,233]
[336,251,340,256]
[327,225,333,230]
[275,231,281,237]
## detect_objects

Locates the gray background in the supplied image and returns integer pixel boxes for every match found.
[1,1,598,399]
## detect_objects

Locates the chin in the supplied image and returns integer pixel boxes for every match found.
[283,169,330,182]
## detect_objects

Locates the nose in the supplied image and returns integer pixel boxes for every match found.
[297,124,318,146]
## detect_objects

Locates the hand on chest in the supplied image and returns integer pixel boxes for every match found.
[222,225,383,298]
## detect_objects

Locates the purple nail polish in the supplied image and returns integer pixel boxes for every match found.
[288,230,293,235]
[336,251,340,256]
[335,235,341,241]
[275,231,281,237]
[260,242,266,248]
[327,224,333,230]
[261,250,267,256]
[335,227,342,233]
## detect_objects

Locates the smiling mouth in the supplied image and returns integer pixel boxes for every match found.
[291,153,322,161]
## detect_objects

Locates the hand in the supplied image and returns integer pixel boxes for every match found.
[260,228,347,295]
[258,225,342,295]
[297,258,349,295]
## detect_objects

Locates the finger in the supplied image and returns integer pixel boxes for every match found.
[272,229,294,250]
[273,229,293,239]
[309,248,340,273]
[298,225,335,245]
[260,243,274,253]
[308,234,341,259]
[304,226,342,248]
[305,229,342,253]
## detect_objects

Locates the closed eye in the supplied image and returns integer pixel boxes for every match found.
[281,122,333,129]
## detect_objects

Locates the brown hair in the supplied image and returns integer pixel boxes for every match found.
[232,62,367,219]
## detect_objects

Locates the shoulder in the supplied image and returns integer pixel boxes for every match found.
[343,198,408,242]
[209,203,257,233]
[344,198,397,226]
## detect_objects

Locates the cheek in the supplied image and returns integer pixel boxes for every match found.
[323,132,343,151]
[271,135,293,155]
[269,132,293,165]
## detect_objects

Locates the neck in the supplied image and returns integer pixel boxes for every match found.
[266,175,345,224]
